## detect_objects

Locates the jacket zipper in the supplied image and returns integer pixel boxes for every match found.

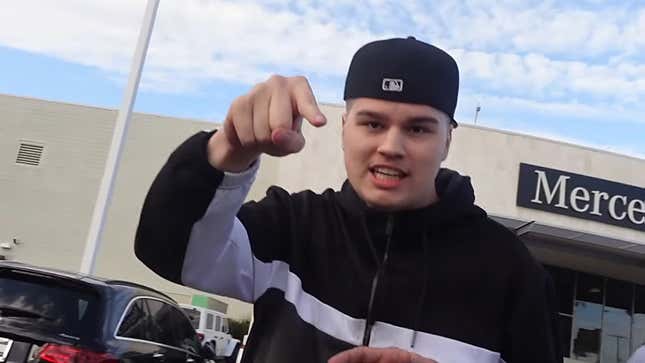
[361,215,395,346]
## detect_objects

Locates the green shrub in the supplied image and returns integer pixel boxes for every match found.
[229,319,251,340]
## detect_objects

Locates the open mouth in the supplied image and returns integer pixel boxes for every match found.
[369,166,407,181]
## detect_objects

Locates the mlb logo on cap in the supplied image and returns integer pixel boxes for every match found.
[382,78,403,92]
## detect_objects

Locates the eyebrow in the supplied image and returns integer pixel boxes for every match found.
[354,110,440,125]
[354,110,387,120]
[406,116,439,125]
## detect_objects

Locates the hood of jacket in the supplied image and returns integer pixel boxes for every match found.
[337,167,486,226]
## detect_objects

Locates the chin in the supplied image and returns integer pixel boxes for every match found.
[352,179,418,211]
[363,196,413,212]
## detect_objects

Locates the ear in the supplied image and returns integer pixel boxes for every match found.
[341,112,347,150]
[441,127,452,161]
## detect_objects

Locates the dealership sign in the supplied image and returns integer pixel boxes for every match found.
[517,163,645,232]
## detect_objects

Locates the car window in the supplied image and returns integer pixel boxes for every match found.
[215,316,221,332]
[206,313,213,330]
[0,271,100,340]
[222,318,229,333]
[145,299,178,347]
[117,299,154,341]
[146,299,200,352]
[181,307,200,330]
[168,307,201,353]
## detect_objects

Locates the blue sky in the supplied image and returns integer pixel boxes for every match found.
[1,0,644,158]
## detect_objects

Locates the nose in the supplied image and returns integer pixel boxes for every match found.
[377,129,405,159]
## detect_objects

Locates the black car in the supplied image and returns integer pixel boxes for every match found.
[0,261,215,363]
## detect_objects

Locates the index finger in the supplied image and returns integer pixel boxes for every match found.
[289,76,327,127]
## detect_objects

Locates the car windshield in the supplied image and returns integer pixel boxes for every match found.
[0,271,100,340]
[181,307,200,329]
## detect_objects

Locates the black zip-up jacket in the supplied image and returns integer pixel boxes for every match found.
[135,131,562,363]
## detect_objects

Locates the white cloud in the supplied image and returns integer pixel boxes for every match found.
[142,0,387,92]
[0,0,142,71]
[456,93,645,125]
[0,0,390,93]
[2,0,645,133]
[410,1,643,58]
[2,1,645,100]
[450,48,645,104]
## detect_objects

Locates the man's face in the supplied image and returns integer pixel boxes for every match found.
[342,97,452,211]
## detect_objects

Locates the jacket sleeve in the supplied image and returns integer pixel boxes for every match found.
[628,346,645,363]
[501,263,563,363]
[135,130,259,302]
[135,130,302,303]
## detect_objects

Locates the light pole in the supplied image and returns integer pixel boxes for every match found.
[79,0,160,274]
[473,104,481,125]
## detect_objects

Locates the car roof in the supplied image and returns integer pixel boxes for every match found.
[0,261,175,302]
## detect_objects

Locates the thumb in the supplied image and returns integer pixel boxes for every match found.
[271,127,305,154]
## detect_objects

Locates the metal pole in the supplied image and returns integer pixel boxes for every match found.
[473,104,481,124]
[80,0,160,274]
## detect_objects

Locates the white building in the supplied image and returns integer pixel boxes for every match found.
[1,93,643,362]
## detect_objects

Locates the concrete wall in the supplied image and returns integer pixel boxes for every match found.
[1,94,115,270]
[445,124,645,245]
[0,94,254,319]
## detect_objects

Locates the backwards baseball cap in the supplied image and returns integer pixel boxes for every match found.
[343,36,459,127]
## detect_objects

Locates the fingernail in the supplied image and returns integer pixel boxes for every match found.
[315,114,327,125]
[272,128,288,144]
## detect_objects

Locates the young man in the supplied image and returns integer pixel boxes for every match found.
[135,37,562,363]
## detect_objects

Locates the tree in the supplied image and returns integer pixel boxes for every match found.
[228,319,251,340]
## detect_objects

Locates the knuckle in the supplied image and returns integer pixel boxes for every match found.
[291,75,307,84]
[291,76,315,103]
[250,83,269,99]
[229,97,251,127]
[267,74,287,87]
[290,75,310,90]
[231,95,249,113]
[227,100,242,123]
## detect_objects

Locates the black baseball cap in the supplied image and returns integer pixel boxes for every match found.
[343,36,459,127]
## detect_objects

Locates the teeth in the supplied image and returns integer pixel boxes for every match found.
[373,167,403,178]
[374,172,400,181]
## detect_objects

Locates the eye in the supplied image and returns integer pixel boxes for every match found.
[365,121,383,130]
[408,126,430,134]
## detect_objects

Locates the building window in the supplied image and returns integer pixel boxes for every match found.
[545,265,575,358]
[634,286,645,354]
[572,272,603,362]
[601,278,632,363]
[545,264,645,362]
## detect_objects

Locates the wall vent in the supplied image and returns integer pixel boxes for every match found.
[16,142,44,166]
